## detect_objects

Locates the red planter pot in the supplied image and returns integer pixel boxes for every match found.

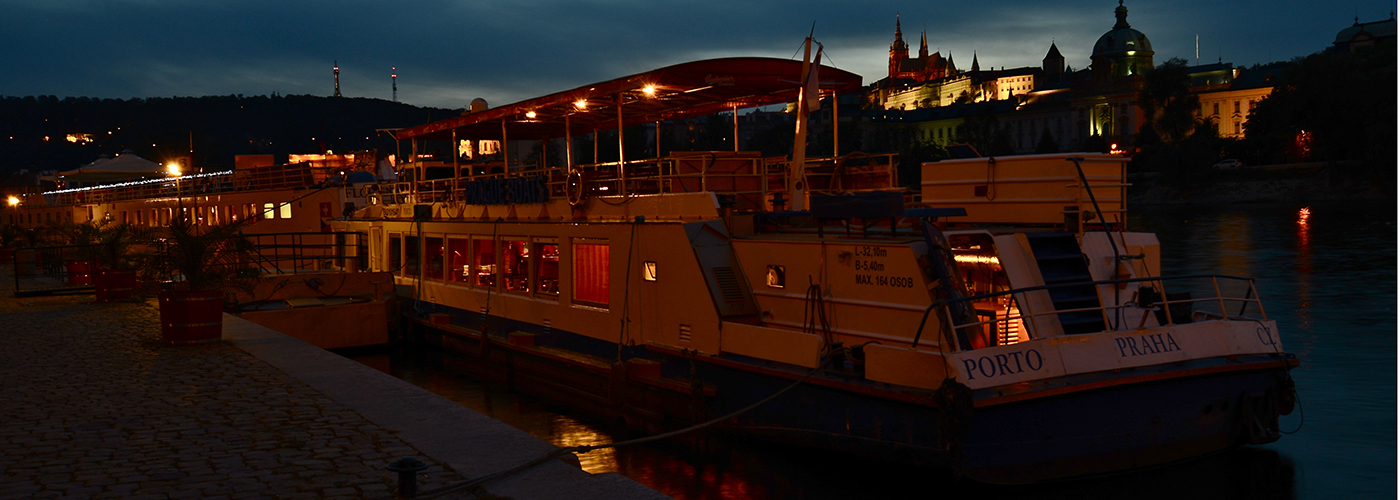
[64,260,93,285]
[94,269,138,302]
[158,290,224,345]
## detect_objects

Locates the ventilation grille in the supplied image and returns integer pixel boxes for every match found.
[679,324,692,343]
[712,267,745,303]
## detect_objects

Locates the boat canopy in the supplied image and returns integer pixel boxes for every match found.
[395,57,863,142]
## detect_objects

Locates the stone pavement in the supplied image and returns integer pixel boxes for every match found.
[0,267,667,500]
[0,284,465,499]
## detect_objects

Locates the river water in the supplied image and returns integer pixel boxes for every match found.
[349,200,1396,499]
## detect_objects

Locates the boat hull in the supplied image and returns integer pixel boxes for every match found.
[960,365,1292,483]
[408,302,1295,484]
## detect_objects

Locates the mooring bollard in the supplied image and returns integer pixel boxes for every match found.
[386,456,431,498]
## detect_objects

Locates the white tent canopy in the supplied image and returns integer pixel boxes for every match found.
[56,153,167,184]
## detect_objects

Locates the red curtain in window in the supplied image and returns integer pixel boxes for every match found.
[573,243,609,306]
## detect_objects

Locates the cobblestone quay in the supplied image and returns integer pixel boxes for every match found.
[0,267,664,500]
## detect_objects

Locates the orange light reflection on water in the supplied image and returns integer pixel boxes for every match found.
[548,416,617,473]
[1294,206,1313,328]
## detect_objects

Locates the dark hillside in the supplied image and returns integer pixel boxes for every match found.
[0,94,456,175]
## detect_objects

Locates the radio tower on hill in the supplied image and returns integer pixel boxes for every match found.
[391,67,397,102]
[333,61,342,97]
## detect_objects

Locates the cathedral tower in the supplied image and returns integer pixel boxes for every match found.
[889,15,909,79]
[1043,42,1065,82]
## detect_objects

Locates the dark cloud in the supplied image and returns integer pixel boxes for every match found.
[1,0,1391,108]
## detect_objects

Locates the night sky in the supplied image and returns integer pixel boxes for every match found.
[3,0,1392,109]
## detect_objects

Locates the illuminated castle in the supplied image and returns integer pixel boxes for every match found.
[888,16,957,83]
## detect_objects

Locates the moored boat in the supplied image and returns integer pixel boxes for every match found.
[330,55,1298,483]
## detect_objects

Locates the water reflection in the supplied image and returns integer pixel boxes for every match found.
[1294,206,1313,330]
[1132,201,1397,499]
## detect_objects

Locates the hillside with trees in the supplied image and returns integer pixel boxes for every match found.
[0,94,457,178]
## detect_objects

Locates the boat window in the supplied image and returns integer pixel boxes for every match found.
[502,239,529,293]
[642,262,658,282]
[425,236,445,280]
[279,202,292,219]
[263,203,276,219]
[404,235,420,278]
[766,265,785,288]
[472,238,497,287]
[447,238,469,284]
[534,242,559,297]
[573,240,609,308]
[389,234,402,273]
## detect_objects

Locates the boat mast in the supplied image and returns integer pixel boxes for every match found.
[789,37,819,211]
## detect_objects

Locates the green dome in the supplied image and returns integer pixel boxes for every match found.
[1092,1,1153,59]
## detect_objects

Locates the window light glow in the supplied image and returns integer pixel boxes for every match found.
[525,111,537,119]
[954,254,1000,265]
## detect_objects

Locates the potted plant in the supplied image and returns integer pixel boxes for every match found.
[6,224,48,278]
[0,223,19,264]
[52,220,101,286]
[153,215,259,345]
[91,223,155,302]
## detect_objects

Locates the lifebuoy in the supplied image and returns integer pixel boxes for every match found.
[566,171,587,207]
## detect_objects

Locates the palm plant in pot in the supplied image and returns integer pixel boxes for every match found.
[0,223,20,264]
[91,222,157,302]
[51,219,101,286]
[153,215,260,345]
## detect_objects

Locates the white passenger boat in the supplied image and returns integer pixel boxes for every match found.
[331,56,1298,483]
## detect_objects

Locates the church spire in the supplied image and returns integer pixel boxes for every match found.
[919,31,928,58]
[1114,0,1131,29]
[971,51,980,72]
[891,13,908,52]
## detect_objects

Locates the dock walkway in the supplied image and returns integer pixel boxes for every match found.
[0,268,667,500]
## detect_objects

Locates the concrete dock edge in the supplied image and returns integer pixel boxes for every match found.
[222,315,670,500]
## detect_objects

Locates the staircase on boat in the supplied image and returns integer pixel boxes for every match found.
[1025,232,1106,334]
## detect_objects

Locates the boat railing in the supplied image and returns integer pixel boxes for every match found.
[243,231,368,275]
[925,274,1266,351]
[374,151,898,212]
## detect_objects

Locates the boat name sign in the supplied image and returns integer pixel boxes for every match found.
[460,175,549,205]
[950,320,1285,390]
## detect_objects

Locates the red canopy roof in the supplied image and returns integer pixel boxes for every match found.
[395,57,862,141]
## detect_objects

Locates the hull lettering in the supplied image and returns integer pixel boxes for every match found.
[1115,333,1182,358]
[962,348,1043,381]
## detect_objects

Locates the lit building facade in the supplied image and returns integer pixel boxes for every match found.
[867,1,1279,153]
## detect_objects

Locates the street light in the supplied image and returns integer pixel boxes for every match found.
[6,196,18,207]
[167,162,185,223]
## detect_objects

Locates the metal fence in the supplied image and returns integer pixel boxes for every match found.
[12,244,99,297]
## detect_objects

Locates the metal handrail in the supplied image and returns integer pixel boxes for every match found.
[934,274,1266,348]
[377,152,899,211]
[243,232,367,275]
